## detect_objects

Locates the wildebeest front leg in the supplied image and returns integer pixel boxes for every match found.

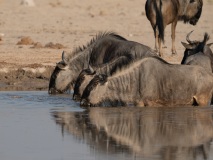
[171,20,177,55]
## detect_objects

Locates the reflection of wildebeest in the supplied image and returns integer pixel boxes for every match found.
[181,31,213,72]
[48,32,156,94]
[81,56,213,107]
[52,107,213,159]
[145,0,203,56]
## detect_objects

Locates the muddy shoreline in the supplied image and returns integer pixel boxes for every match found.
[0,65,54,91]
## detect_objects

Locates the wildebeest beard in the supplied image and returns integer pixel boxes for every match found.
[181,5,202,25]
[48,66,72,94]
[73,69,96,100]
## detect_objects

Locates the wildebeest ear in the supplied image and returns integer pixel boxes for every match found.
[56,61,68,70]
[61,51,69,64]
[207,43,213,47]
[181,42,196,49]
[88,64,95,74]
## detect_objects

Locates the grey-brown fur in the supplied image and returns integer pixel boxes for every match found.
[81,56,213,107]
[145,0,203,56]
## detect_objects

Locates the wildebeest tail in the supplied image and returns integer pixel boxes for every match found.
[153,0,164,43]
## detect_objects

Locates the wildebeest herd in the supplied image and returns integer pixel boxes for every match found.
[48,0,213,107]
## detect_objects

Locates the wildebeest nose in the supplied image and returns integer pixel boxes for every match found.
[73,94,81,101]
[48,88,56,94]
[80,99,91,107]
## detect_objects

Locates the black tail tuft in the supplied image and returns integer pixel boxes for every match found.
[153,0,164,43]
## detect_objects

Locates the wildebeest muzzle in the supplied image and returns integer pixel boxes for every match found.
[80,98,92,107]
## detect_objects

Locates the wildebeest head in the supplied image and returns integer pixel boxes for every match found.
[186,0,203,25]
[48,51,74,94]
[73,66,96,101]
[80,74,108,107]
[181,31,213,65]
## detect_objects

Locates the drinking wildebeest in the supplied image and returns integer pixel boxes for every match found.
[73,55,134,100]
[48,32,157,94]
[145,0,203,56]
[73,48,156,100]
[48,32,127,94]
[181,31,213,72]
[81,56,213,107]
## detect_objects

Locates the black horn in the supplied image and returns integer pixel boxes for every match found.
[186,31,194,44]
[106,63,110,76]
[88,64,95,73]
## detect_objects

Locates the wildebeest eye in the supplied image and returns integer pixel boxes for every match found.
[81,76,85,81]
[190,0,195,3]
[98,74,108,85]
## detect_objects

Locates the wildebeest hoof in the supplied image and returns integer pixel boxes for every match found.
[48,88,57,94]
[73,94,81,101]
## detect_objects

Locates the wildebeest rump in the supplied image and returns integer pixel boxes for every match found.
[145,0,203,56]
[81,56,213,107]
[181,31,213,72]
[48,32,157,94]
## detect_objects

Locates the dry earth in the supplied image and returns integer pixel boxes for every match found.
[0,0,213,91]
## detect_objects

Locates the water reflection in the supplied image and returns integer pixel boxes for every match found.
[52,106,213,160]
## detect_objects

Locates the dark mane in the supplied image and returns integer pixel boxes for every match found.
[69,32,127,59]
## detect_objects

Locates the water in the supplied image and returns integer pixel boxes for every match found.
[1,91,213,160]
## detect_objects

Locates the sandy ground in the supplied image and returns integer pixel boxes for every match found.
[0,0,213,91]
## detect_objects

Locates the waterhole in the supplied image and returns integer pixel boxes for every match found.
[1,91,213,160]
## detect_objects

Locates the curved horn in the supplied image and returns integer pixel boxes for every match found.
[62,51,69,64]
[186,31,194,44]
[88,64,95,73]
[106,63,110,76]
[207,43,213,47]
[62,51,65,61]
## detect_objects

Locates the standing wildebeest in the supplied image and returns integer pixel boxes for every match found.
[181,31,213,72]
[145,0,203,56]
[81,56,213,107]
[48,32,157,94]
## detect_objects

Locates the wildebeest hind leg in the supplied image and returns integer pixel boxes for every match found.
[171,20,177,55]
[155,26,163,57]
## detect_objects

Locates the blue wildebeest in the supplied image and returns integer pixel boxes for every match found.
[48,32,157,94]
[145,0,203,56]
[181,31,213,72]
[48,32,127,94]
[73,55,133,100]
[81,56,213,107]
[73,48,156,100]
